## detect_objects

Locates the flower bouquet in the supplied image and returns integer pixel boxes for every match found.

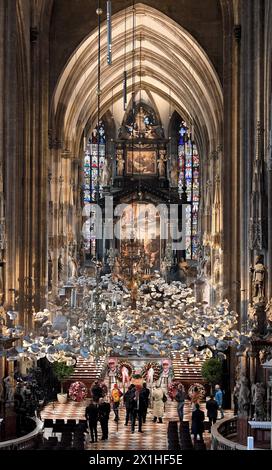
[69,381,88,402]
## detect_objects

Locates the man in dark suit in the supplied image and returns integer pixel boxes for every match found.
[85,398,99,443]
[91,380,103,403]
[131,387,145,434]
[98,397,111,440]
[124,384,135,426]
[140,383,150,424]
[191,403,205,441]
[206,395,219,432]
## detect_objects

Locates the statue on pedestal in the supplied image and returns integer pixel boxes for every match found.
[68,250,78,279]
[158,150,167,177]
[265,298,272,328]
[251,255,266,304]
[100,158,111,187]
[116,151,125,176]
[58,253,64,283]
[251,382,266,421]
[248,303,258,331]
[3,376,14,403]
[237,375,250,417]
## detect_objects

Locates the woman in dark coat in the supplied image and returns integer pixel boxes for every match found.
[191,403,205,441]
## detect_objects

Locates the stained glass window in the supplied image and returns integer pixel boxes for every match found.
[178,121,199,259]
[83,121,106,254]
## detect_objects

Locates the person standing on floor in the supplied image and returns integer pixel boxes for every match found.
[131,387,144,434]
[214,384,224,418]
[124,384,135,426]
[91,380,103,403]
[111,383,123,422]
[175,383,186,421]
[191,403,205,442]
[85,398,99,443]
[140,383,150,424]
[206,395,219,432]
[152,382,164,423]
[98,397,111,440]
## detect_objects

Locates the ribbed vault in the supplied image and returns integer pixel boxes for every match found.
[52,3,223,158]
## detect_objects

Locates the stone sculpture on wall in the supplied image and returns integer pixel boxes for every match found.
[265,298,272,329]
[251,255,266,304]
[100,157,111,186]
[116,151,125,176]
[237,374,250,417]
[158,150,167,177]
[58,253,64,283]
[251,382,266,421]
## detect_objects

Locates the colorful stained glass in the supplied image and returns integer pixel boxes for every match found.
[83,121,106,253]
[178,121,199,259]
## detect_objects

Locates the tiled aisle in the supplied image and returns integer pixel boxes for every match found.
[41,399,233,450]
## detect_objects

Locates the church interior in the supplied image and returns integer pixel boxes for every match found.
[1,0,272,453]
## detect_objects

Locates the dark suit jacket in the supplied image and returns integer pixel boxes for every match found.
[85,403,99,423]
[206,399,219,419]
[191,408,205,434]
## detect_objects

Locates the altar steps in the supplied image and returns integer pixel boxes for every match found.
[171,353,206,389]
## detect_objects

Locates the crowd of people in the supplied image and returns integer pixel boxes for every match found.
[175,383,224,442]
[85,380,225,444]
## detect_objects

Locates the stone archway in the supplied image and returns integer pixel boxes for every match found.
[49,3,224,301]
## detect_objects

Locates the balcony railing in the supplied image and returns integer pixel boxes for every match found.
[0,417,43,450]
[211,417,248,450]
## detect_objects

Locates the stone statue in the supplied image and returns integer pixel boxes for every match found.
[158,150,167,177]
[265,298,272,326]
[48,250,53,290]
[58,253,64,282]
[3,376,14,403]
[100,158,111,186]
[116,151,125,176]
[251,255,266,303]
[213,255,220,285]
[170,159,178,186]
[251,382,266,421]
[248,303,258,331]
[68,251,78,279]
[233,380,240,415]
[237,374,250,417]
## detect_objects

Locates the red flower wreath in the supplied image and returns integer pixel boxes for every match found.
[116,361,133,382]
[69,381,88,402]
[141,362,161,382]
[168,381,182,401]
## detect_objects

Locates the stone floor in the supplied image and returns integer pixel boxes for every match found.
[41,399,233,450]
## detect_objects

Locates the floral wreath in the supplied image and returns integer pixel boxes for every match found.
[188,383,206,400]
[116,361,133,382]
[68,381,88,402]
[168,380,183,401]
[141,362,161,382]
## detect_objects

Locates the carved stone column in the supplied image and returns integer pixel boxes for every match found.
[248,351,257,385]
[240,1,254,328]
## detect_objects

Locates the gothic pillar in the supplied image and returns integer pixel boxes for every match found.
[221,2,240,317]
[4,0,19,310]
[248,351,257,385]
[240,1,254,327]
